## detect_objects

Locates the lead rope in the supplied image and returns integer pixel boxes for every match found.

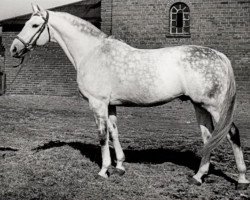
[3,56,27,94]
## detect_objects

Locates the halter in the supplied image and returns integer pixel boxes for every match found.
[15,10,50,55]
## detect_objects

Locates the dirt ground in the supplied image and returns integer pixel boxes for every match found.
[0,95,249,200]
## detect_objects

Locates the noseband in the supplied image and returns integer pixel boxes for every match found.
[16,11,50,54]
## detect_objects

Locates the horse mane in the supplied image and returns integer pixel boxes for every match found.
[54,11,108,38]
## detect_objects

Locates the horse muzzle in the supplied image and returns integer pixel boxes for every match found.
[10,39,29,58]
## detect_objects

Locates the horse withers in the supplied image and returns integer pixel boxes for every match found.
[10,4,249,189]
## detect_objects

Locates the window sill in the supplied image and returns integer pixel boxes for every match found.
[166,34,191,38]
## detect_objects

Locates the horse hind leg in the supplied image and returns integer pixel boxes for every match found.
[108,105,125,175]
[227,123,249,190]
[200,104,249,190]
[191,103,214,185]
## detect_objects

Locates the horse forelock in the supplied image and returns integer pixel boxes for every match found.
[55,12,107,38]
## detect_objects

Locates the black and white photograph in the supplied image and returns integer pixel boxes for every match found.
[0,0,249,199]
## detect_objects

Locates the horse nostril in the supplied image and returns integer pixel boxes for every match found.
[10,45,21,58]
[12,46,17,53]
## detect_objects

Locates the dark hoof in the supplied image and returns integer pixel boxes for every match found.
[236,182,249,190]
[113,168,125,176]
[188,176,202,186]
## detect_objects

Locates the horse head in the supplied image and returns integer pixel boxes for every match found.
[10,4,51,58]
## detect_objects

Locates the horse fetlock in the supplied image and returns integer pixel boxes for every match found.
[188,176,202,186]
[238,174,250,184]
[192,175,203,184]
[116,159,125,170]
[97,172,108,179]
[98,168,109,179]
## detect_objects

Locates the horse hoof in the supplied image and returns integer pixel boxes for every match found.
[95,173,108,180]
[188,176,202,186]
[114,168,125,176]
[236,182,249,190]
[95,174,105,180]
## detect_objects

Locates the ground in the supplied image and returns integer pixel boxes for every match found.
[0,95,249,200]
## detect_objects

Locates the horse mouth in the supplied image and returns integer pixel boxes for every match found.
[12,48,29,58]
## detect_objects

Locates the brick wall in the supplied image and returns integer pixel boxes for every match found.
[3,32,78,96]
[101,0,250,97]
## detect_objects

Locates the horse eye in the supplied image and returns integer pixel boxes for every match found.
[32,24,39,28]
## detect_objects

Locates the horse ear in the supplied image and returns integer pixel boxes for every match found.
[31,3,39,13]
[36,4,45,12]
[31,3,44,13]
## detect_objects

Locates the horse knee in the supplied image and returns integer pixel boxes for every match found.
[98,127,108,145]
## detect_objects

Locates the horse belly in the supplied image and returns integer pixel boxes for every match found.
[110,66,183,106]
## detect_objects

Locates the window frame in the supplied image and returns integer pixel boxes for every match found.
[170,2,190,36]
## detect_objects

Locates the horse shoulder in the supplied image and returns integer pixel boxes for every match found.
[76,49,113,102]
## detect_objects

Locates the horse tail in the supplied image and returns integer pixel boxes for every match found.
[202,54,236,155]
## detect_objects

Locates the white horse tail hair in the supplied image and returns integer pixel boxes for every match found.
[202,55,236,156]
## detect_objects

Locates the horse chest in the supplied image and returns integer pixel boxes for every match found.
[76,70,111,101]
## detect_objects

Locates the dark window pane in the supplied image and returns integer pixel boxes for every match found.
[177,27,183,33]
[172,7,177,13]
[172,21,177,27]
[172,27,176,33]
[176,11,183,27]
[183,6,189,12]
[184,14,189,20]
[184,20,190,27]
[172,14,177,20]
[184,27,190,33]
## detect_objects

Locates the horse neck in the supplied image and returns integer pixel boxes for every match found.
[48,12,102,69]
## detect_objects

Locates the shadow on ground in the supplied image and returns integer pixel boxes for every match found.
[32,140,236,184]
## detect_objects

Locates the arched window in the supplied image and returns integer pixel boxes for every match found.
[170,3,190,35]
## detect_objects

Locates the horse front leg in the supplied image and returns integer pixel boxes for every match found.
[108,105,125,175]
[89,99,111,178]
